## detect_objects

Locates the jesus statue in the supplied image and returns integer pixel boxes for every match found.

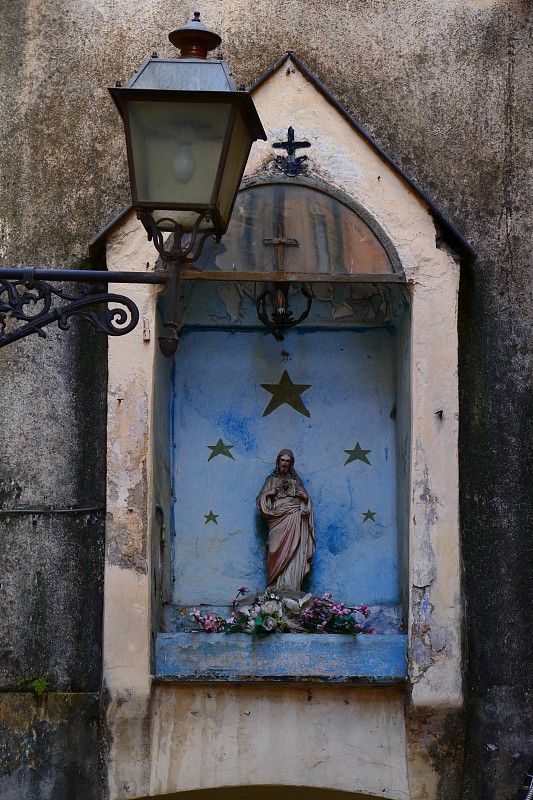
[256,449,315,592]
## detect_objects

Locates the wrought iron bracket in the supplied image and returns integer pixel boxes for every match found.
[0,210,216,356]
[256,282,314,341]
[0,267,167,352]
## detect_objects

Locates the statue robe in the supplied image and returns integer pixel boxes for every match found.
[256,475,315,591]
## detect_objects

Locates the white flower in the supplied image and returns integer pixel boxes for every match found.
[283,598,300,613]
[261,600,279,615]
[262,617,277,631]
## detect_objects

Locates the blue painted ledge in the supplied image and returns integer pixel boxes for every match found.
[156,633,407,683]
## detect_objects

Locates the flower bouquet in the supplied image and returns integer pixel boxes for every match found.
[189,586,373,636]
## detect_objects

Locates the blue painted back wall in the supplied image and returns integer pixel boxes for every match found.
[171,327,398,607]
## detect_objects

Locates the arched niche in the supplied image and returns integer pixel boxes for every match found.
[151,177,410,683]
[190,177,401,277]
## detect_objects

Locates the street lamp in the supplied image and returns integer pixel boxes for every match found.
[109,12,266,354]
[0,13,265,356]
[110,12,265,246]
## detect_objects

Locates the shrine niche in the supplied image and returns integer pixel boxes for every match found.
[151,172,408,680]
[101,51,466,800]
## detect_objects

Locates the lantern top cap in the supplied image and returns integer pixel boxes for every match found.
[168,11,222,58]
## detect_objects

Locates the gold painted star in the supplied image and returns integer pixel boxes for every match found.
[261,370,311,418]
[207,438,235,462]
[344,442,372,466]
[204,510,219,525]
[362,509,377,522]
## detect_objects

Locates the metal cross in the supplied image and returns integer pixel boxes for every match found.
[263,223,299,271]
[273,126,311,175]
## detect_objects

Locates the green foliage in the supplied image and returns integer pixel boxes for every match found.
[16,675,49,697]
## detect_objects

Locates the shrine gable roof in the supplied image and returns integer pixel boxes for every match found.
[251,52,475,267]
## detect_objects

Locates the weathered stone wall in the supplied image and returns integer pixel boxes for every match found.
[0,326,106,799]
[1,1,531,799]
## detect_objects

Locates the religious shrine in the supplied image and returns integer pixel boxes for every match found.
[94,46,467,800]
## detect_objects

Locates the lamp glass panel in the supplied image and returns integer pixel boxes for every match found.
[217,109,253,229]
[128,100,231,207]
[130,60,232,92]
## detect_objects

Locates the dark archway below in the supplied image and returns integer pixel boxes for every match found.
[145,787,394,800]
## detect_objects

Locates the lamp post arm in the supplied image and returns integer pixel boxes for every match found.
[0,214,212,356]
[0,268,168,284]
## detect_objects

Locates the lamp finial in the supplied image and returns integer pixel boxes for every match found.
[168,11,222,58]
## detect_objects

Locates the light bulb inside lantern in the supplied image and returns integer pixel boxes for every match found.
[275,290,286,316]
[173,147,195,183]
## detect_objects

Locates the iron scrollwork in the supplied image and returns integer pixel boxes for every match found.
[136,209,216,264]
[256,282,314,341]
[0,273,140,349]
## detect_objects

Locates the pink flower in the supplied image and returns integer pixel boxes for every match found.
[238,586,249,594]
